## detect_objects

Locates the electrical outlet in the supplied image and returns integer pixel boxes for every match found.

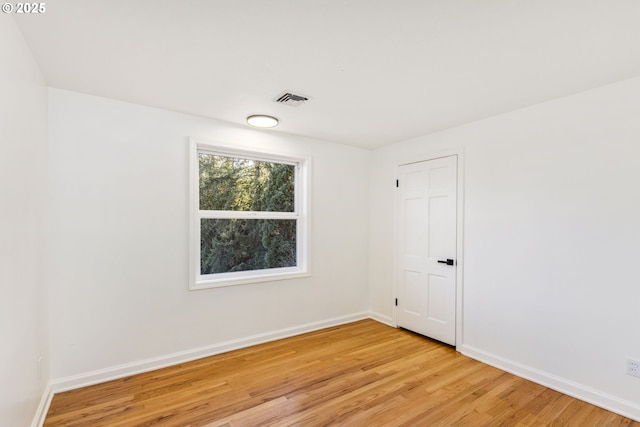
[627,358,640,378]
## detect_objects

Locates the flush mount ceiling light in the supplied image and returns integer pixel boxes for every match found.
[247,115,279,128]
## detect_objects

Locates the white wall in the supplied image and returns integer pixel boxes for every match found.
[370,76,640,418]
[0,16,50,426]
[47,89,370,383]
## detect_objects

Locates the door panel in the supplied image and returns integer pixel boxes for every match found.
[397,156,457,345]
[427,274,448,322]
[404,270,425,315]
[404,198,426,257]
[428,196,448,255]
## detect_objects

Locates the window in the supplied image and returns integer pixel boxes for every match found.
[190,139,309,289]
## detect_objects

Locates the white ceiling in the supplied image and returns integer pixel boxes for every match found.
[14,0,640,149]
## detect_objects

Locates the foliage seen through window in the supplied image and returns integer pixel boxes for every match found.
[199,154,296,275]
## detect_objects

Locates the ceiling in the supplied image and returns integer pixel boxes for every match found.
[14,0,640,149]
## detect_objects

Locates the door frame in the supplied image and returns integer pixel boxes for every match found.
[393,147,465,348]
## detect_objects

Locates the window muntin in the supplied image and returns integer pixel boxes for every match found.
[190,140,309,289]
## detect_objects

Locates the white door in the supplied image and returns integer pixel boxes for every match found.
[396,156,457,345]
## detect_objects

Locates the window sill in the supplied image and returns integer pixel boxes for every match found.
[190,269,310,290]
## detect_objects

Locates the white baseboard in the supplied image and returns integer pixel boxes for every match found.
[31,381,53,427]
[368,311,395,327]
[51,312,370,393]
[460,344,640,422]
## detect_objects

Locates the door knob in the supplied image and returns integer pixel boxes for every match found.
[438,259,455,266]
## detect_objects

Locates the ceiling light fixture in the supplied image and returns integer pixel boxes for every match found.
[247,115,279,128]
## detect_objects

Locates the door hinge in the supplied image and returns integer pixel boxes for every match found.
[395,298,398,306]
[396,179,399,188]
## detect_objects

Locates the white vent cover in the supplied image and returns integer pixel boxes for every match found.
[274,91,310,107]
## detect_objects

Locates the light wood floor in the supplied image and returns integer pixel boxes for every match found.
[45,319,638,426]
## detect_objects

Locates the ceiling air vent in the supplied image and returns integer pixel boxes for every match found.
[274,91,310,107]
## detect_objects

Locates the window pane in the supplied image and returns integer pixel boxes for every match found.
[200,218,297,275]
[199,153,295,212]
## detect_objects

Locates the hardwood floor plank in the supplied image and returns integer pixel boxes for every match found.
[44,320,639,427]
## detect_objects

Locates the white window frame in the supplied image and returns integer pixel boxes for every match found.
[189,138,310,290]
